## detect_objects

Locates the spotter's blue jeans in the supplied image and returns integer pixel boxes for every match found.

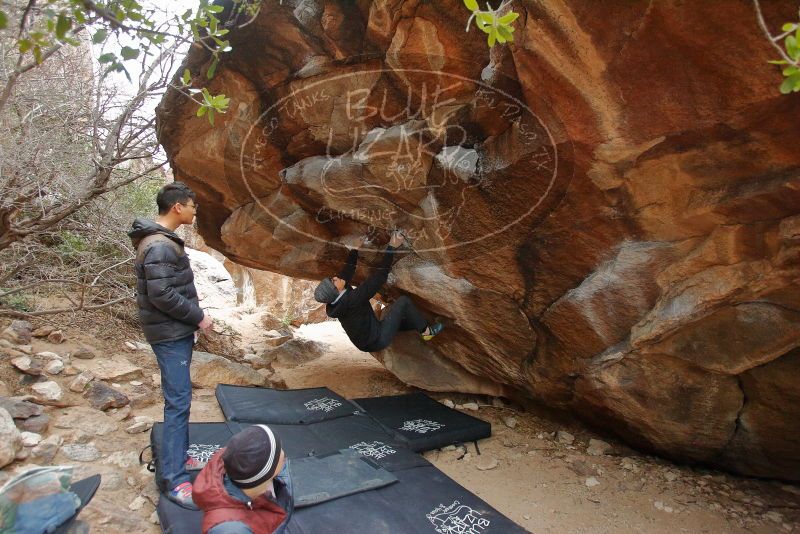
[150,333,194,490]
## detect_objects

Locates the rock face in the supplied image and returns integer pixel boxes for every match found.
[156,1,800,479]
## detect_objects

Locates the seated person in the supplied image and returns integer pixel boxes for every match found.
[193,425,291,534]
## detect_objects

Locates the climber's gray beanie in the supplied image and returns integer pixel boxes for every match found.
[314,277,339,304]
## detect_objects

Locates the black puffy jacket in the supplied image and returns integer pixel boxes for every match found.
[129,218,203,344]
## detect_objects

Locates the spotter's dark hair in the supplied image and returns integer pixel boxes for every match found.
[156,182,196,215]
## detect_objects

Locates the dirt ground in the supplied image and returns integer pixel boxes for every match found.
[3,311,800,534]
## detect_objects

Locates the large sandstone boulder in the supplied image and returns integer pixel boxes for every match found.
[156,1,800,480]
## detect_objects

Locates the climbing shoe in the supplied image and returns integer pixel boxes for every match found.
[422,322,444,341]
[167,482,199,510]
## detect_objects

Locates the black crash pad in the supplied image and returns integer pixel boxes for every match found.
[353,392,492,452]
[285,464,528,534]
[216,384,358,424]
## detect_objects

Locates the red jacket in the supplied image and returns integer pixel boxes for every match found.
[193,450,287,534]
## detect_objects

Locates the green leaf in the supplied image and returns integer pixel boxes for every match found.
[207,57,219,79]
[98,52,116,63]
[56,13,71,39]
[782,23,797,32]
[182,9,193,21]
[476,12,494,26]
[182,68,192,85]
[488,29,497,47]
[207,4,224,13]
[498,11,519,25]
[18,39,33,53]
[463,0,479,12]
[93,29,108,44]
[787,35,798,59]
[121,46,140,60]
[197,106,208,117]
[33,46,43,65]
[0,10,7,30]
[208,109,215,126]
[72,9,86,24]
[498,25,514,42]
[768,59,789,65]
[779,73,800,94]
[783,66,800,76]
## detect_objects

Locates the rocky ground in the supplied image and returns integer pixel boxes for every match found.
[1,314,799,534]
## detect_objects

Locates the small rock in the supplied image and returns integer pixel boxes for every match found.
[129,496,147,511]
[442,445,457,452]
[129,387,157,409]
[765,511,784,523]
[71,346,97,360]
[0,408,22,467]
[781,485,800,496]
[20,431,42,447]
[73,355,142,381]
[442,399,455,409]
[655,501,665,511]
[0,397,42,419]
[36,351,62,361]
[124,342,137,350]
[556,431,575,445]
[17,345,33,355]
[44,360,64,375]
[621,458,640,472]
[19,414,50,433]
[151,373,161,387]
[31,434,63,462]
[129,381,143,386]
[476,457,498,471]
[149,511,160,525]
[47,330,66,344]
[15,447,29,461]
[55,406,117,436]
[69,371,95,393]
[461,402,479,411]
[2,320,32,345]
[585,477,600,488]
[125,421,151,434]
[523,515,531,520]
[12,356,43,376]
[61,443,101,462]
[61,366,79,376]
[502,416,518,429]
[108,405,132,422]
[84,382,129,411]
[70,430,93,444]
[491,397,507,408]
[664,470,679,482]
[112,383,121,388]
[586,439,612,456]
[31,381,62,403]
[102,451,139,469]
[32,326,56,338]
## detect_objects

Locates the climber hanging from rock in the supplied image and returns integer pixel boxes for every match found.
[314,230,444,352]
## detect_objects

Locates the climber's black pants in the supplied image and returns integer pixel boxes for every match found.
[370,296,428,351]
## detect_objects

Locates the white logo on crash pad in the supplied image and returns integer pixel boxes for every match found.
[400,419,445,434]
[186,444,221,463]
[349,441,397,460]
[427,500,490,534]
[304,397,342,412]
